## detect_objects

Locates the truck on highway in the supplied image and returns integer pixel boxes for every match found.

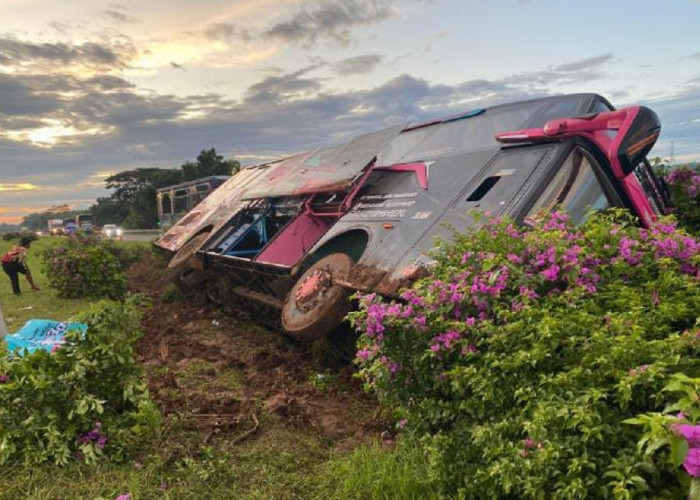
[47,219,64,236]
[156,93,668,343]
[75,214,93,234]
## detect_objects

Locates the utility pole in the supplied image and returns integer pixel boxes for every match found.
[671,141,676,166]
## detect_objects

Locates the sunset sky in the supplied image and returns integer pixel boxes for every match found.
[1,0,699,223]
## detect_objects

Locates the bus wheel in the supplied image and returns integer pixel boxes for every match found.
[167,232,210,288]
[281,253,354,343]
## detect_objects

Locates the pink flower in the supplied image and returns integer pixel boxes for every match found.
[684,447,700,477]
[115,494,131,500]
[675,424,700,447]
[0,374,8,384]
[507,253,522,264]
[541,265,560,281]
[462,344,477,355]
[356,349,373,360]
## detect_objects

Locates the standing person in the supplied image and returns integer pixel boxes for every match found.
[2,237,40,295]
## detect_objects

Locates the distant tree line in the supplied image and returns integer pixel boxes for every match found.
[14,148,240,232]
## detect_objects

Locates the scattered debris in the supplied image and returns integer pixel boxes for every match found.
[4,319,87,355]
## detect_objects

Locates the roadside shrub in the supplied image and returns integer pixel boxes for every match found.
[42,235,127,299]
[109,243,152,268]
[0,295,159,466]
[666,166,700,234]
[2,232,21,241]
[351,210,700,498]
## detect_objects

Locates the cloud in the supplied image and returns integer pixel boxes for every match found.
[0,183,38,192]
[682,52,700,61]
[203,22,251,42]
[102,8,140,24]
[332,54,384,76]
[263,0,394,46]
[199,0,427,49]
[553,53,614,72]
[243,65,326,104]
[503,53,614,88]
[0,37,134,69]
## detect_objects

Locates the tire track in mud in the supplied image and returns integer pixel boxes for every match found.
[127,256,385,450]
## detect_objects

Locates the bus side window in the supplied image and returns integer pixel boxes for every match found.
[528,148,616,226]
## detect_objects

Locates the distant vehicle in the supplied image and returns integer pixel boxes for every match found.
[156,176,230,231]
[63,219,77,236]
[75,214,93,234]
[101,224,123,240]
[48,219,64,236]
[157,93,668,343]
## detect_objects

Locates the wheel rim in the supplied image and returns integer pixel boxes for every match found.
[281,253,354,342]
[168,232,210,270]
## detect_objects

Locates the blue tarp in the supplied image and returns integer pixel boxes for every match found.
[4,319,87,356]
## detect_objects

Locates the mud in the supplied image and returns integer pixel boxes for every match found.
[338,262,428,298]
[127,254,385,449]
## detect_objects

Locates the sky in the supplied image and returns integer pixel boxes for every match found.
[0,0,699,224]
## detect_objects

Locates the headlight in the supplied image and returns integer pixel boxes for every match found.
[116,229,123,236]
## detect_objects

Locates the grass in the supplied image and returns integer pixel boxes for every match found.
[0,425,438,499]
[0,237,152,331]
[0,237,93,330]
[0,422,334,500]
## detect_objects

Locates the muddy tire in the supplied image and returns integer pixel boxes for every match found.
[167,231,210,288]
[281,253,354,343]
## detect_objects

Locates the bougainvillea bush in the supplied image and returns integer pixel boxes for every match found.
[42,235,127,300]
[666,166,700,234]
[351,210,700,498]
[0,296,158,466]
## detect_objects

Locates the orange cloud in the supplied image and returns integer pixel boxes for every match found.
[0,203,75,224]
[0,183,39,192]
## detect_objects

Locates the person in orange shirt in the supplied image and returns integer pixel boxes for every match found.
[1,237,40,295]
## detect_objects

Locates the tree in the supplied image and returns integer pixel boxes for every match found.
[22,208,81,231]
[180,148,240,181]
[97,168,181,229]
[105,168,181,202]
[90,196,130,226]
[88,149,240,229]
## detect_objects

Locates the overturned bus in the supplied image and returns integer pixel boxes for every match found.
[155,93,668,342]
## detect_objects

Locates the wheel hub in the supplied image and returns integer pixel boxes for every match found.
[295,270,330,306]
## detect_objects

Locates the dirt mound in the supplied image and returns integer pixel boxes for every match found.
[129,261,385,450]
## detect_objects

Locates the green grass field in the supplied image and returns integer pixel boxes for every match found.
[0,236,94,331]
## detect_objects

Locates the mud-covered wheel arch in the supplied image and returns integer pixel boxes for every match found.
[167,229,212,288]
[294,229,369,278]
[281,253,356,343]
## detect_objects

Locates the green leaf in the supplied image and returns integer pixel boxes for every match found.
[689,477,700,500]
[671,437,689,467]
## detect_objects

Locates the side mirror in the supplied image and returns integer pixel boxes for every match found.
[616,106,661,176]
